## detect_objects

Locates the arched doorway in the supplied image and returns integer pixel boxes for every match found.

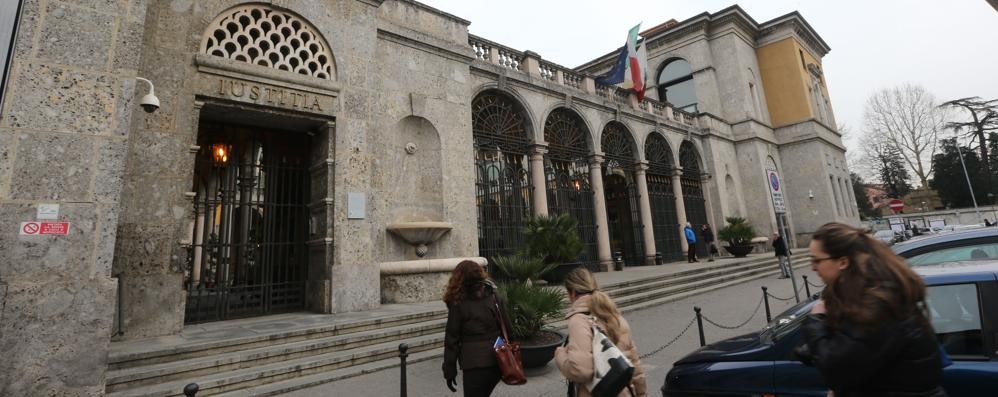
[601,122,644,265]
[645,133,683,261]
[544,108,598,269]
[679,141,708,257]
[186,124,311,323]
[472,90,533,264]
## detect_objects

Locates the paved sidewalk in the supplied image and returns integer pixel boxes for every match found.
[285,264,819,397]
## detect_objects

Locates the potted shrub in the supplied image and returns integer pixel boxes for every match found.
[521,214,585,284]
[492,254,567,368]
[717,216,757,258]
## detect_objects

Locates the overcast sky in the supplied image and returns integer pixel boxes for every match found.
[421,0,998,155]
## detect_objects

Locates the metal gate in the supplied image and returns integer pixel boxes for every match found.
[184,126,310,324]
[546,159,598,269]
[680,141,708,258]
[604,173,645,265]
[472,91,533,269]
[648,173,683,261]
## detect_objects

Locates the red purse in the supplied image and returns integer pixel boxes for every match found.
[492,295,527,385]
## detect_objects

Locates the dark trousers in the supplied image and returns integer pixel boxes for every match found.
[463,366,500,397]
[687,242,697,262]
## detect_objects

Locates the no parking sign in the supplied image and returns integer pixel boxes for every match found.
[766,169,787,214]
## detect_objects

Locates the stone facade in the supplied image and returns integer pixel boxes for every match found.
[0,1,856,393]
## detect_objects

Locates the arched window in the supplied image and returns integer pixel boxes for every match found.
[658,59,697,113]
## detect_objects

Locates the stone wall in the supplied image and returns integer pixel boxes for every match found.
[0,0,148,393]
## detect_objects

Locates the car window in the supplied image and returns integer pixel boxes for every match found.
[905,243,998,265]
[926,283,985,357]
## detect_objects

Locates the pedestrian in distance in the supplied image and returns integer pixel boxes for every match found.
[684,223,698,263]
[794,222,947,397]
[772,232,791,278]
[555,268,647,397]
[700,224,716,262]
[442,260,511,397]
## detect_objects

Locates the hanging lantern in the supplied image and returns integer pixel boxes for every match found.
[211,143,231,166]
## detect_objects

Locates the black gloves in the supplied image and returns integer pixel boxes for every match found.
[446,376,457,392]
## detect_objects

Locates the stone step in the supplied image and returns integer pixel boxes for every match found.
[605,255,804,299]
[105,334,445,397]
[600,254,802,292]
[106,318,448,392]
[108,303,448,370]
[208,262,813,397]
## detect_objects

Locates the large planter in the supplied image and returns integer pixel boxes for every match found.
[723,245,754,258]
[518,330,566,368]
[540,262,582,284]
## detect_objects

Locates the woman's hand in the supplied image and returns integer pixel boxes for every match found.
[811,299,826,314]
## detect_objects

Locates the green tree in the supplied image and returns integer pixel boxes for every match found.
[930,138,990,208]
[875,144,913,198]
[850,173,877,219]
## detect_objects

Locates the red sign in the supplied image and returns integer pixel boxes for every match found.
[19,221,70,236]
[889,199,905,211]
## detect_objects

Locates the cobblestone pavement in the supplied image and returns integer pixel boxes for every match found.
[285,267,819,397]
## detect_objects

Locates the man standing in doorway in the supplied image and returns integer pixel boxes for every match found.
[684,223,698,263]
[772,232,791,278]
[700,224,716,262]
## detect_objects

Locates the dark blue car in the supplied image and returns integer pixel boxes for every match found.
[662,261,998,397]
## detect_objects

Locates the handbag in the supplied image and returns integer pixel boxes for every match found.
[491,294,527,385]
[587,316,634,397]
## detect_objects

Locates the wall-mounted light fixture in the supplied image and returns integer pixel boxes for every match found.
[808,189,814,199]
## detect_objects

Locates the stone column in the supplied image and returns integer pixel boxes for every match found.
[634,163,657,265]
[529,145,549,217]
[701,172,717,229]
[589,156,614,271]
[672,170,689,252]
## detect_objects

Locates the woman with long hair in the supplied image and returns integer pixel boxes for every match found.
[442,260,509,397]
[795,222,946,396]
[555,268,647,397]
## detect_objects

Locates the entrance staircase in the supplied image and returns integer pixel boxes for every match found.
[105,254,808,397]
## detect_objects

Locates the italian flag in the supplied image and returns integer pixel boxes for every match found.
[596,24,649,100]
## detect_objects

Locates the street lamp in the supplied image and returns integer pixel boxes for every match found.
[954,132,984,224]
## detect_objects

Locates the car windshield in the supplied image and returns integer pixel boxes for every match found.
[905,242,998,265]
[761,299,817,341]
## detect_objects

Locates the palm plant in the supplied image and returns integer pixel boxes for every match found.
[717,216,757,246]
[492,254,566,342]
[522,214,584,264]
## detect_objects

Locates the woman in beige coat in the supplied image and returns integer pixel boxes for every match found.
[554,268,647,397]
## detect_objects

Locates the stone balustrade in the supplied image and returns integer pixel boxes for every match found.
[468,34,698,128]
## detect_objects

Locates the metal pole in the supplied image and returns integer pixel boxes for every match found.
[777,215,800,303]
[183,383,199,397]
[956,143,984,223]
[398,343,409,397]
[762,286,772,323]
[803,275,811,297]
[116,273,125,337]
[694,306,705,347]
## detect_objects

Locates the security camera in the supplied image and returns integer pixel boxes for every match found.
[135,77,160,113]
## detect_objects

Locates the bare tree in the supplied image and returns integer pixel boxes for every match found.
[862,83,947,187]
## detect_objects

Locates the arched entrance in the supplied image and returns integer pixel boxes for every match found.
[679,141,708,257]
[186,123,311,323]
[472,91,533,263]
[544,108,598,269]
[646,133,683,261]
[601,122,644,265]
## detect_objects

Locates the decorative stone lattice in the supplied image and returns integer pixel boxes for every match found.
[202,5,335,80]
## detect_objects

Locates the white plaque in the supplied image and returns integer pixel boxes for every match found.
[37,204,59,220]
[347,192,366,219]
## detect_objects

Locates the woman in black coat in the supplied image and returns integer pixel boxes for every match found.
[794,223,946,397]
[442,260,511,397]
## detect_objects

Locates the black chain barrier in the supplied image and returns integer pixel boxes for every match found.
[699,295,765,330]
[802,275,825,297]
[639,316,698,359]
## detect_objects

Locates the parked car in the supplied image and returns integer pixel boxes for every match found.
[661,261,998,397]
[873,229,898,245]
[893,226,998,264]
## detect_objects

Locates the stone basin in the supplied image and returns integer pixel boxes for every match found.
[386,221,453,257]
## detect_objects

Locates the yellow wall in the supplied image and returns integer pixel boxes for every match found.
[756,37,827,127]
